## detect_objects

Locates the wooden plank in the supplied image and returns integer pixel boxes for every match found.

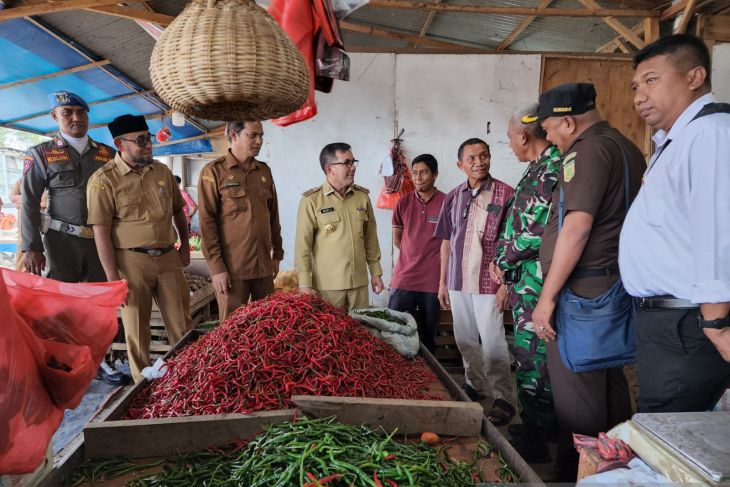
[674,0,697,34]
[701,14,730,41]
[292,395,483,436]
[577,0,645,49]
[340,21,478,49]
[84,5,175,25]
[596,21,644,52]
[84,410,295,459]
[0,60,111,91]
[366,0,657,17]
[644,16,660,43]
[112,342,171,353]
[661,0,688,21]
[0,0,119,20]
[435,335,456,346]
[497,0,554,50]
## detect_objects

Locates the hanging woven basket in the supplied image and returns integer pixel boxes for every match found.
[149,0,310,121]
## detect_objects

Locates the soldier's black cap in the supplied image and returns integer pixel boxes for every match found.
[537,83,597,120]
[108,114,149,139]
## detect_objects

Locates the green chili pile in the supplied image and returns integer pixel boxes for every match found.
[69,417,499,486]
[126,294,439,419]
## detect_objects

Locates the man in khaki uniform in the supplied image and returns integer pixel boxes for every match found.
[87,114,191,382]
[295,142,383,310]
[198,121,283,321]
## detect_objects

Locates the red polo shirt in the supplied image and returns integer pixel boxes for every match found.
[391,190,446,294]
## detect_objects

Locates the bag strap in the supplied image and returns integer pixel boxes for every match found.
[559,134,630,230]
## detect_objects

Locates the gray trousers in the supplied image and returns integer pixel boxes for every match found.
[43,229,106,283]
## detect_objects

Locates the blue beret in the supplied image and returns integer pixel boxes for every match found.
[538,83,596,120]
[48,91,89,111]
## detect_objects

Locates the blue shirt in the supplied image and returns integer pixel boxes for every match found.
[619,94,730,303]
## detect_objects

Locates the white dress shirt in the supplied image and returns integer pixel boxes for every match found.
[620,93,730,303]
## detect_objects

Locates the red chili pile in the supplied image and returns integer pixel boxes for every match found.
[126,293,439,418]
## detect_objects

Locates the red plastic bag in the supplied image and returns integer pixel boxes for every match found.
[376,136,415,210]
[269,0,318,126]
[0,269,127,475]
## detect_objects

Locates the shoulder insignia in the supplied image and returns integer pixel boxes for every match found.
[201,175,216,183]
[563,152,577,183]
[23,155,34,175]
[88,181,106,191]
[99,160,117,173]
[353,184,370,194]
[302,186,321,197]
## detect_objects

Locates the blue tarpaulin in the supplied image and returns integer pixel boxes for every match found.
[0,18,212,155]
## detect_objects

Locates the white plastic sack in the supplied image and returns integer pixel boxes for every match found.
[350,308,420,357]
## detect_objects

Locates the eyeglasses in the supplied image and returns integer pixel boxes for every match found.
[119,134,153,148]
[328,159,359,168]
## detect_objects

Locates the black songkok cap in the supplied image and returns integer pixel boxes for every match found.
[108,114,149,139]
[537,83,597,120]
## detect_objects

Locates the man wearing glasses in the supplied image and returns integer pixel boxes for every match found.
[87,114,191,383]
[21,91,127,386]
[434,138,515,426]
[295,142,383,310]
[198,121,283,321]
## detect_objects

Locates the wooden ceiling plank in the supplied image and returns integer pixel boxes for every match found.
[0,60,111,91]
[365,1,658,17]
[340,20,488,49]
[674,0,698,33]
[497,0,554,50]
[0,0,121,21]
[578,0,645,48]
[84,5,175,25]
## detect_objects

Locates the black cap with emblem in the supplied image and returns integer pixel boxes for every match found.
[537,82,597,120]
[108,114,149,139]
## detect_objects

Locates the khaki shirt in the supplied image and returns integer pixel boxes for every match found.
[295,181,382,290]
[197,150,283,279]
[86,153,184,249]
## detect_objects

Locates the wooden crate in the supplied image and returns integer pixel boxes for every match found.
[435,308,516,374]
[111,284,215,357]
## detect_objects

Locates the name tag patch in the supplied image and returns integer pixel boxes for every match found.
[320,207,334,214]
[428,216,439,223]
[224,181,241,188]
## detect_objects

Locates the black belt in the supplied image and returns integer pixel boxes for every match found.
[129,246,173,257]
[571,267,619,279]
[637,295,700,311]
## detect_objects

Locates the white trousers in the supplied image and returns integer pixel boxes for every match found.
[449,290,512,401]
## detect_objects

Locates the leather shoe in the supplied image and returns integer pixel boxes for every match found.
[461,383,487,401]
[96,362,131,386]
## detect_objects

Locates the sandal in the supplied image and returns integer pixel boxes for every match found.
[487,398,515,427]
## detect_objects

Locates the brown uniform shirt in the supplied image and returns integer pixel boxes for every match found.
[539,121,645,297]
[197,150,283,279]
[86,153,184,249]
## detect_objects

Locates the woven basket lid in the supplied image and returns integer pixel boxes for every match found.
[150,0,310,122]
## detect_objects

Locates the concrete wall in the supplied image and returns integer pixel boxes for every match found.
[712,42,730,102]
[252,52,542,304]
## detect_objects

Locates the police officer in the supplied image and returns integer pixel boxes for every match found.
[87,114,191,383]
[532,83,645,481]
[621,34,730,412]
[21,90,128,386]
[491,103,562,462]
[198,121,283,321]
[295,142,383,310]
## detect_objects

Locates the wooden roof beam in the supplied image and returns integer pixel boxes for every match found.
[0,0,120,21]
[577,0,645,48]
[497,0,554,50]
[84,5,175,25]
[365,1,658,17]
[340,20,489,50]
[0,60,111,91]
[674,0,698,33]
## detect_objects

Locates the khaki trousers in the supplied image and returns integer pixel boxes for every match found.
[216,276,275,321]
[319,286,369,311]
[117,249,191,382]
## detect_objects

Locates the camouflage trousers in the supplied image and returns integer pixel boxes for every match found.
[509,262,556,433]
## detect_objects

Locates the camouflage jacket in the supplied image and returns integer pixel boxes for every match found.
[494,145,562,283]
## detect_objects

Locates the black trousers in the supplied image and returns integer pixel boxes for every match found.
[636,308,730,413]
[388,288,440,353]
[44,229,106,283]
[546,340,633,481]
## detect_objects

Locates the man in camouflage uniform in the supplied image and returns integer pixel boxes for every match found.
[492,104,561,462]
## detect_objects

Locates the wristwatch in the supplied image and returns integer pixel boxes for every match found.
[698,313,730,329]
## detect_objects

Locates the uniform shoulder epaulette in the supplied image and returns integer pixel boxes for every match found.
[353,184,370,194]
[98,160,118,173]
[302,186,321,197]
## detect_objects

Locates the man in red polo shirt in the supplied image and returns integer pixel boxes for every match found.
[388,154,446,353]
